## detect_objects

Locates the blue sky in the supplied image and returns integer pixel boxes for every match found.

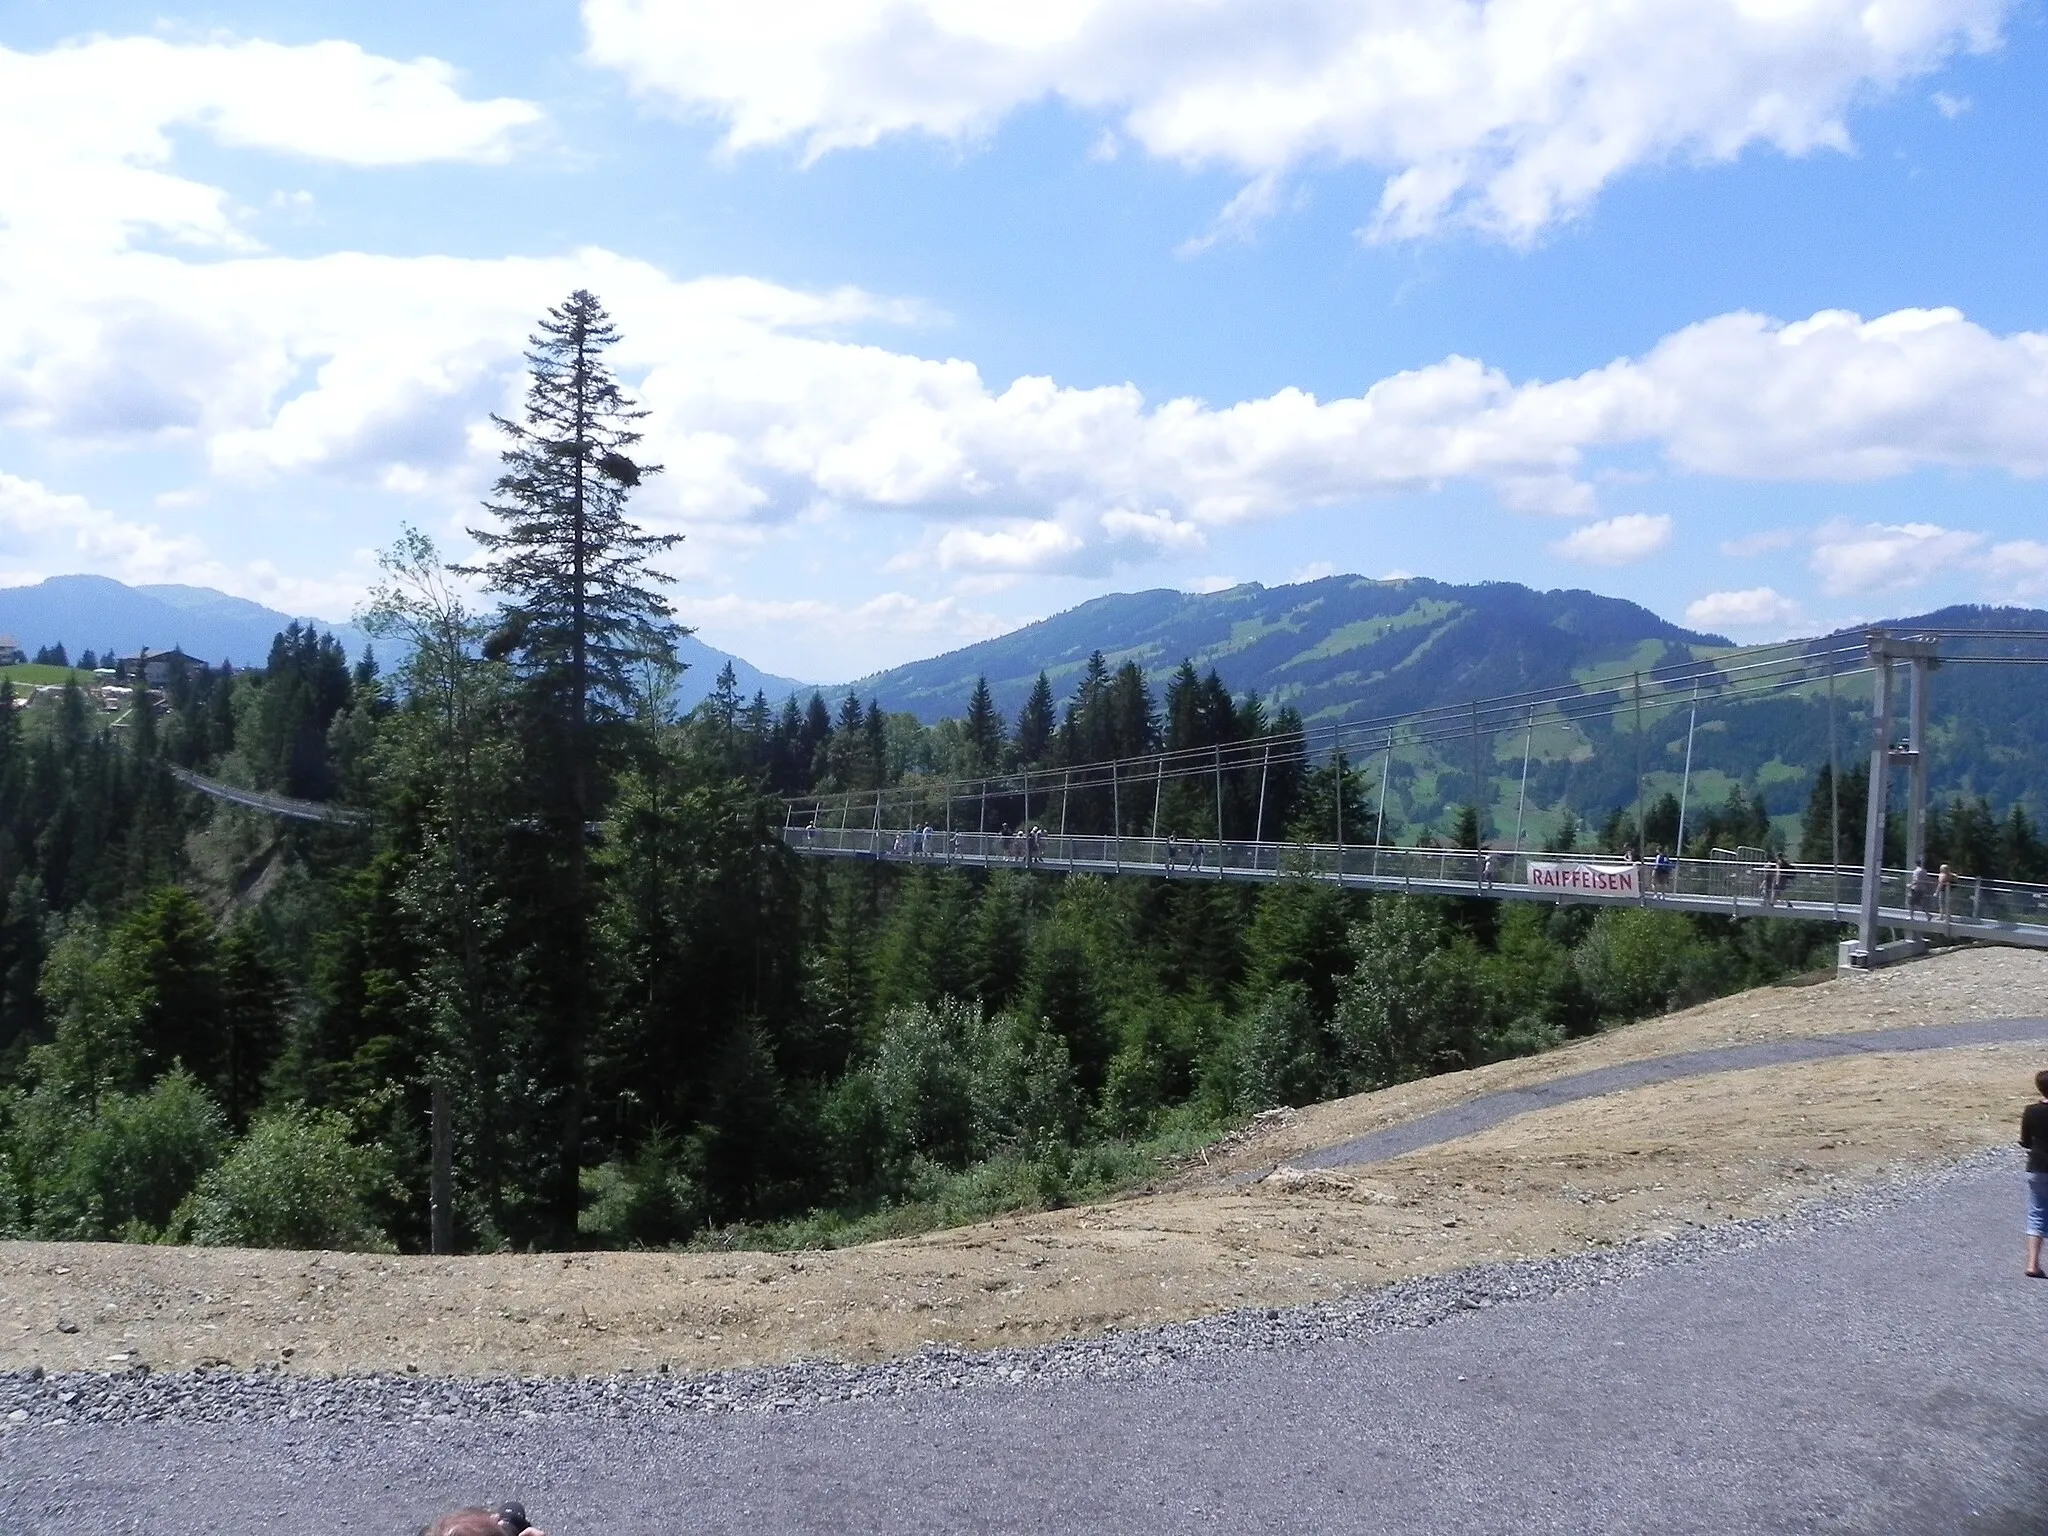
[3,1,2046,681]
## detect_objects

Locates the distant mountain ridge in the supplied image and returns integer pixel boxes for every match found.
[858,575,1731,725]
[849,576,2047,838]
[0,575,805,710]
[0,575,375,668]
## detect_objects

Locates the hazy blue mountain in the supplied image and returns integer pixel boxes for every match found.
[858,575,1729,724]
[671,633,808,709]
[0,574,806,709]
[0,575,375,667]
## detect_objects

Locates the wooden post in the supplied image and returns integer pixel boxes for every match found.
[430,1081,454,1257]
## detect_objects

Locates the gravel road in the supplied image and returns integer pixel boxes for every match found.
[4,1150,2042,1534]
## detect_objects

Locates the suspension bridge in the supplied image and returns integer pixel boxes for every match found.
[778,626,2048,965]
[165,624,2048,963]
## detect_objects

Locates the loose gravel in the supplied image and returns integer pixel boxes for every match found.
[0,1147,2008,1433]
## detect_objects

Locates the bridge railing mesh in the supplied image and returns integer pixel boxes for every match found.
[774,825,2048,931]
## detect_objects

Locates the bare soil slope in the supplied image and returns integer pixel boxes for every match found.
[5,947,2044,1379]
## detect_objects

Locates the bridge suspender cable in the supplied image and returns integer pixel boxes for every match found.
[1835,655,1851,921]
[1676,678,1699,862]
[1374,729,1393,878]
[1514,706,1533,856]
[1633,671,1645,854]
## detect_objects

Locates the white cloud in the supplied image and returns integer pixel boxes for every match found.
[0,472,372,620]
[1291,560,1337,583]
[0,473,206,582]
[1808,518,1985,595]
[1983,539,2048,600]
[1932,89,1972,117]
[1622,307,2048,481]
[1719,528,1797,557]
[1684,586,1814,635]
[8,45,2048,590]
[1176,173,1288,257]
[1550,511,1673,564]
[583,0,2008,242]
[0,37,540,255]
[12,203,2048,579]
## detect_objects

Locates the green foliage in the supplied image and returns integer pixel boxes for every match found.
[1331,898,1463,1088]
[578,1128,704,1248]
[829,998,1080,1201]
[1,1070,224,1240]
[1232,982,1326,1111]
[1573,908,1713,1024]
[180,1106,390,1251]
[11,291,1991,1260]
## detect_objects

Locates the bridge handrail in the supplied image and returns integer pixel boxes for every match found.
[169,765,368,825]
[773,824,2048,932]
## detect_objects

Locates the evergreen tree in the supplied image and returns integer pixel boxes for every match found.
[1014,673,1055,767]
[963,675,1005,776]
[463,289,681,741]
[969,874,1029,1010]
[1108,661,1156,759]
[458,290,683,1244]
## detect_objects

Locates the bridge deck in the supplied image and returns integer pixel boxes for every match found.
[780,826,2048,951]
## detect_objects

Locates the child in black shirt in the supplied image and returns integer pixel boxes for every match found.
[2022,1069,2048,1279]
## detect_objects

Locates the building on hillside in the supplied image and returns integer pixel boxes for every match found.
[0,635,23,666]
[114,647,198,686]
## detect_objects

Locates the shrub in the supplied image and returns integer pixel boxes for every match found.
[870,998,978,1166]
[579,1128,704,1247]
[1233,983,1326,1111]
[1573,908,1711,1024]
[1,1070,224,1240]
[180,1106,390,1250]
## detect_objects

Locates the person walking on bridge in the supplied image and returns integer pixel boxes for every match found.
[1908,860,1934,923]
[2024,1069,2048,1279]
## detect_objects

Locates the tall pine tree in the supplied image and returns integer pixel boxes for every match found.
[459,289,683,1243]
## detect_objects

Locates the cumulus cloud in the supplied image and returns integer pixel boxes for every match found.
[0,473,371,619]
[0,36,540,254]
[13,240,2048,578]
[1684,586,1814,635]
[1982,538,2048,600]
[583,0,2008,241]
[9,40,2048,589]
[1550,512,1672,564]
[1808,518,1986,595]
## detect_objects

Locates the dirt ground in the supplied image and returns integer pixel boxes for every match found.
[3,947,2044,1379]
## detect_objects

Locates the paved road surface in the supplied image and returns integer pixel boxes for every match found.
[1293,1015,2048,1171]
[3,1158,2041,1534]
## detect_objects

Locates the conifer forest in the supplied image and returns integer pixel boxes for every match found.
[3,292,2043,1258]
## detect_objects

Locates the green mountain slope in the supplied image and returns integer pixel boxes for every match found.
[856,577,2048,844]
[862,575,1725,726]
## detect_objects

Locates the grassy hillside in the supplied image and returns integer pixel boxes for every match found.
[860,575,1723,727]
[0,663,95,688]
[856,578,2048,843]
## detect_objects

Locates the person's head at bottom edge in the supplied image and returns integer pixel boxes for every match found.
[420,1503,543,1536]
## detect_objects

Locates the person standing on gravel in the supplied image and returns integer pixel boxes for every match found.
[2024,1070,2048,1279]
